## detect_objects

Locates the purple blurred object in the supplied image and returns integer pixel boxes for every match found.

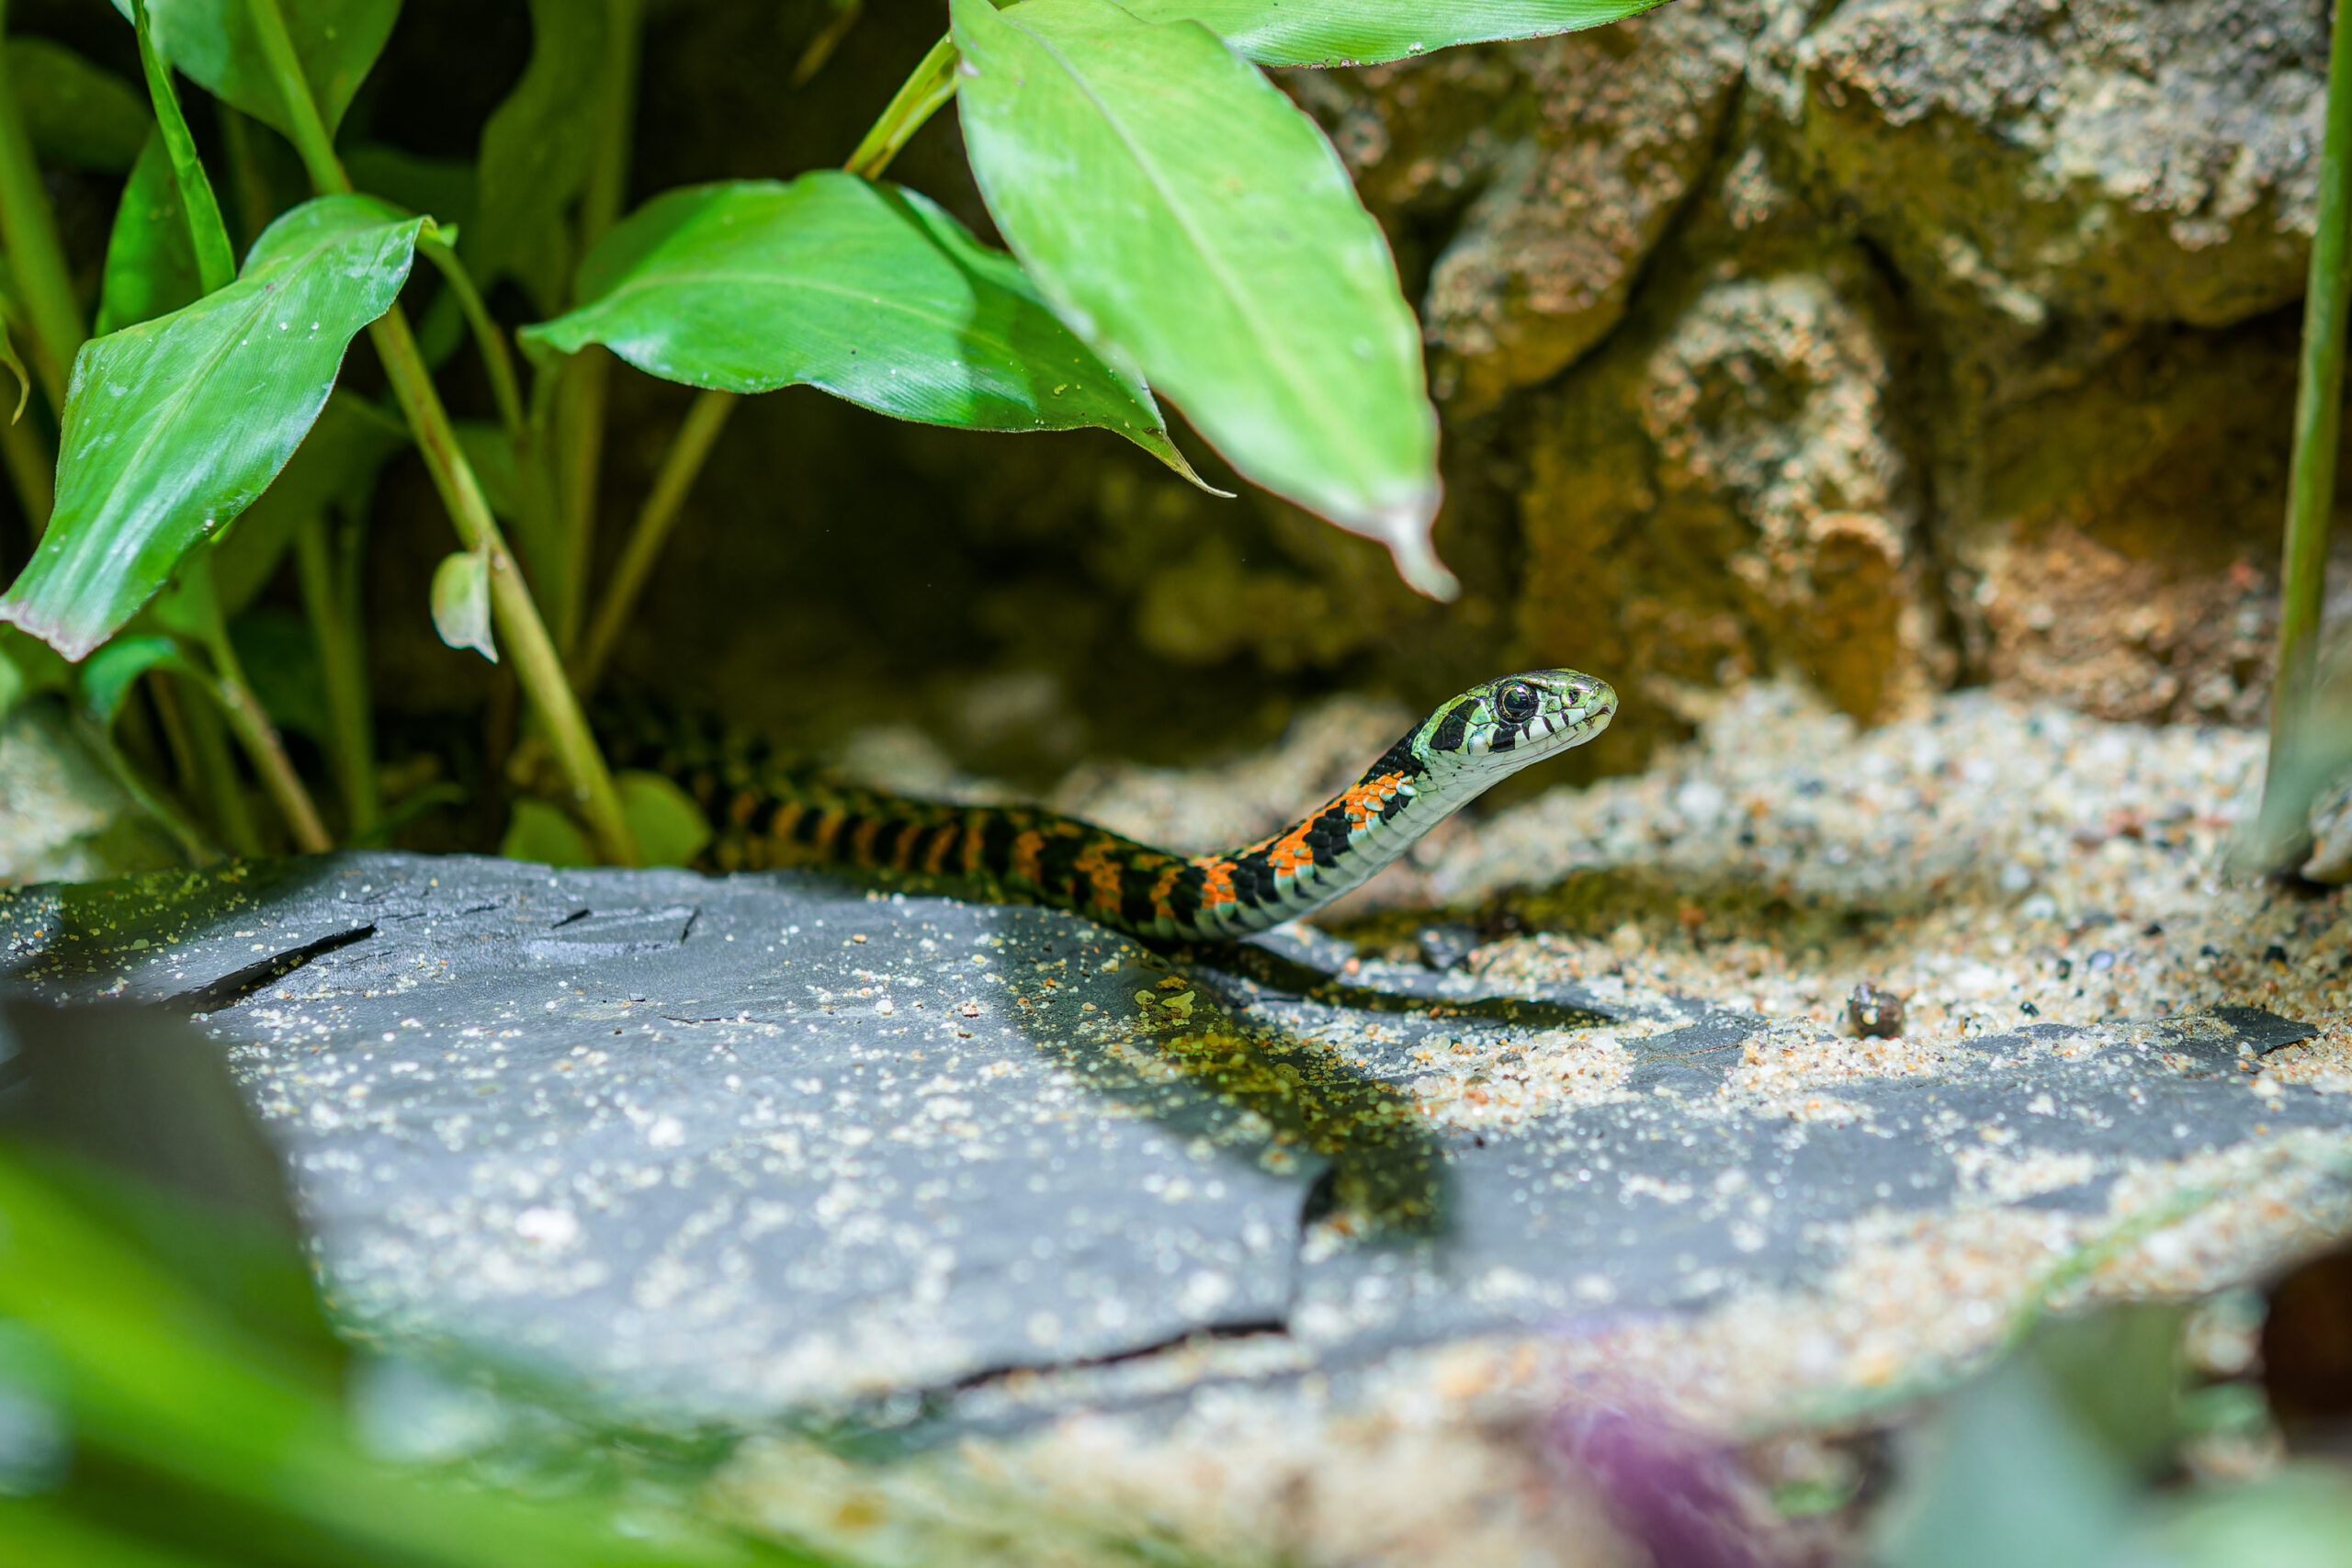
[1549,1402,1774,1568]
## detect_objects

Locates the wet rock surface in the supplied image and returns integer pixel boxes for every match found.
[3,847,2344,1428]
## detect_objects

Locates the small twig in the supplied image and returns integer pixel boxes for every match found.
[571,390,738,695]
[844,34,959,181]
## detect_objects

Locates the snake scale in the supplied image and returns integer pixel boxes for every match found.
[622,669,1616,942]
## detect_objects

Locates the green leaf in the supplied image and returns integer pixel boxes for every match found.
[344,143,476,233]
[0,196,435,661]
[7,38,150,173]
[951,0,1450,595]
[95,130,201,338]
[212,391,407,617]
[617,770,711,868]
[501,797,594,868]
[429,549,495,663]
[1117,0,1670,65]
[468,0,605,313]
[228,606,329,740]
[525,173,1206,483]
[0,626,70,719]
[79,634,198,724]
[110,0,399,139]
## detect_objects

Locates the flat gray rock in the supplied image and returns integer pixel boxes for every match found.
[3,852,2341,1430]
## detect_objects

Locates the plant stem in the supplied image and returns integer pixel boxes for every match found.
[217,106,274,250]
[572,389,737,694]
[0,0,84,411]
[243,0,640,866]
[174,672,264,856]
[419,239,524,435]
[376,306,639,863]
[203,624,330,852]
[297,512,378,833]
[131,0,237,294]
[77,713,218,865]
[564,42,950,696]
[551,0,646,655]
[2259,0,2352,860]
[844,35,959,180]
[0,405,50,530]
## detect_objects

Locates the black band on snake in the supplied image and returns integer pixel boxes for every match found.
[629,670,1616,942]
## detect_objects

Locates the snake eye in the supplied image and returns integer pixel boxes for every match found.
[1496,682,1539,724]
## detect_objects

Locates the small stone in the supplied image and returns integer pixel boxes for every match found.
[1848,981,1903,1038]
[1417,924,1480,972]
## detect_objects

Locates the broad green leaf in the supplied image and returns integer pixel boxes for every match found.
[429,549,495,663]
[109,0,399,138]
[526,174,1203,479]
[95,130,200,337]
[8,39,149,172]
[469,0,605,313]
[78,633,198,724]
[617,771,711,867]
[0,196,435,660]
[1119,0,1670,65]
[502,797,593,867]
[952,0,1450,594]
[212,390,407,617]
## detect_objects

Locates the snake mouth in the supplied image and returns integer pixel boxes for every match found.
[1521,677,1616,754]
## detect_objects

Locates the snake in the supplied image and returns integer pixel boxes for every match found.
[634,669,1616,942]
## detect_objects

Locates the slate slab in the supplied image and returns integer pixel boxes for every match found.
[3,851,2345,1431]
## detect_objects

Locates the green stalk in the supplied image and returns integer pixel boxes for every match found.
[243,0,639,866]
[0,0,83,411]
[217,105,273,250]
[296,511,377,833]
[572,389,738,694]
[76,712,219,865]
[565,39,943,693]
[175,672,263,856]
[419,238,523,435]
[0,398,50,528]
[2259,0,2352,859]
[844,35,959,180]
[131,0,237,294]
[203,624,329,852]
[550,0,646,655]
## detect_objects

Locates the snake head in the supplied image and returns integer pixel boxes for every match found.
[1417,669,1616,770]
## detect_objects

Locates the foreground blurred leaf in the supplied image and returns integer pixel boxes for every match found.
[468,0,605,312]
[0,197,435,660]
[1875,1354,2132,1568]
[0,1141,821,1568]
[952,0,1448,594]
[95,131,201,337]
[108,0,399,138]
[8,37,149,172]
[525,174,1204,481]
[1121,0,1670,65]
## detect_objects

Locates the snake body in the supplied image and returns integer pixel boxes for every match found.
[647,669,1615,942]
